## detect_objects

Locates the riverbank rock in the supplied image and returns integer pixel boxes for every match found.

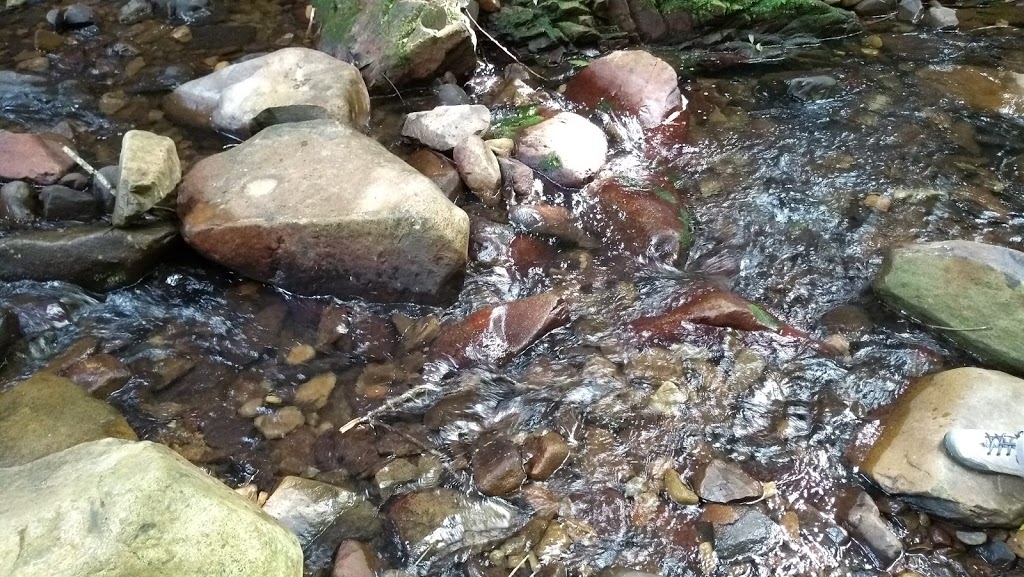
[311,0,475,89]
[164,47,371,137]
[0,130,75,185]
[0,438,302,577]
[857,368,1024,527]
[0,372,137,467]
[872,240,1024,373]
[179,119,469,303]
[0,223,179,292]
[564,50,685,129]
[515,112,608,187]
[114,130,181,227]
[600,0,857,44]
[385,487,523,573]
[402,104,491,151]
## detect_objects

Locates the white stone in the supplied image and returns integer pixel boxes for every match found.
[515,112,608,187]
[401,105,491,151]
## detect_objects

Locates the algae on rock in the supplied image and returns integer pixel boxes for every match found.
[312,0,476,89]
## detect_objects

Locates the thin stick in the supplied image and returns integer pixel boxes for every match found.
[338,383,439,433]
[507,553,531,577]
[382,73,407,108]
[372,421,447,460]
[306,6,316,38]
[464,11,548,81]
[925,324,991,332]
[61,145,113,195]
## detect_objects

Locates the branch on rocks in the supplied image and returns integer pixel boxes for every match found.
[61,145,113,196]
[338,382,441,433]
[464,11,548,82]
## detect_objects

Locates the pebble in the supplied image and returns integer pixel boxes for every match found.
[293,373,336,410]
[16,57,49,73]
[453,134,502,206]
[34,29,63,52]
[697,459,763,503]
[237,398,263,418]
[254,406,305,439]
[524,431,570,480]
[471,438,526,497]
[62,4,97,27]
[663,469,699,505]
[955,530,987,546]
[977,540,1016,567]
[99,91,128,115]
[863,193,892,211]
[119,0,153,24]
[922,5,958,28]
[170,25,192,43]
[285,344,316,365]
[486,138,515,157]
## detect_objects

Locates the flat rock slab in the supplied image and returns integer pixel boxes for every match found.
[0,223,179,292]
[873,240,1024,373]
[0,130,75,185]
[917,66,1024,117]
[178,119,469,303]
[402,104,490,151]
[164,47,371,137]
[0,372,137,468]
[0,438,302,577]
[859,368,1024,527]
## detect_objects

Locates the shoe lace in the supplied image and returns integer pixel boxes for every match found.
[984,432,1024,457]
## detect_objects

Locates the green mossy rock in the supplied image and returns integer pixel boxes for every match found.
[0,438,303,577]
[311,0,476,89]
[0,372,137,467]
[873,240,1024,374]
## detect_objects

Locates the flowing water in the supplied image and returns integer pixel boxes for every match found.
[2,1,1024,576]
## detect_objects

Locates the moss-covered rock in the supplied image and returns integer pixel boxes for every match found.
[312,0,476,89]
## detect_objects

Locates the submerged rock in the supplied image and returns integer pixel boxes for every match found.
[857,368,1024,527]
[0,223,179,292]
[114,130,181,227]
[922,5,957,28]
[40,184,100,221]
[402,105,491,151]
[564,50,685,129]
[696,459,763,503]
[165,47,371,137]
[0,438,302,577]
[873,240,1024,373]
[0,372,137,468]
[515,112,608,187]
[578,177,691,265]
[178,119,469,303]
[263,476,381,571]
[311,0,475,89]
[385,487,523,573]
[844,491,904,566]
[0,130,75,185]
[712,507,781,560]
[787,75,840,101]
[916,66,1024,118]
[429,291,569,371]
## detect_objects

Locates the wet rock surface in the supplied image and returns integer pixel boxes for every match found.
[515,112,608,187]
[696,459,763,503]
[857,368,1024,526]
[564,50,685,129]
[0,373,137,467]
[178,119,469,303]
[0,439,302,577]
[874,241,1024,372]
[0,223,179,291]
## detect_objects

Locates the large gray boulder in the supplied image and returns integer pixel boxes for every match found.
[164,47,371,137]
[0,438,302,577]
[858,368,1024,527]
[178,119,469,303]
[873,240,1024,373]
[0,223,179,292]
[0,372,137,468]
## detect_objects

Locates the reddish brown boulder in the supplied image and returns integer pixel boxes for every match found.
[579,177,691,265]
[565,50,686,130]
[524,431,570,480]
[430,291,569,370]
[61,354,131,398]
[0,131,75,185]
[472,438,526,497]
[333,540,379,577]
[629,288,789,341]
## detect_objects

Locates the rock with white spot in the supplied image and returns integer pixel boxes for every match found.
[178,119,469,303]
